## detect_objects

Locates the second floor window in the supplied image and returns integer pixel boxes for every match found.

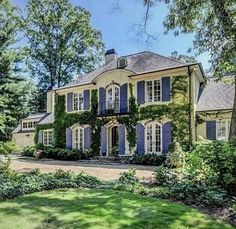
[106,85,120,112]
[22,121,37,129]
[73,92,83,111]
[146,80,161,102]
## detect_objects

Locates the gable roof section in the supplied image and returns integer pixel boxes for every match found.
[197,78,234,112]
[38,113,54,125]
[58,51,189,89]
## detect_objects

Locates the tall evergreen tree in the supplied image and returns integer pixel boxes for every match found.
[0,0,36,140]
[25,0,104,112]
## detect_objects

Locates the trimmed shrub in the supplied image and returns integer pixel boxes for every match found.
[129,153,166,166]
[21,146,35,157]
[36,144,92,161]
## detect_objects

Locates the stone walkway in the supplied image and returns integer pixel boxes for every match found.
[10,156,156,181]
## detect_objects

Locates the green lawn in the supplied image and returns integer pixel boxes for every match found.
[0,189,234,229]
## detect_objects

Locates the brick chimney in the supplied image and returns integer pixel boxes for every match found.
[105,49,118,64]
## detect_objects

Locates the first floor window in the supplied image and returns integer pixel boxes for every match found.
[146,122,162,153]
[217,120,230,140]
[73,92,84,111]
[146,80,161,102]
[74,127,84,150]
[43,130,53,146]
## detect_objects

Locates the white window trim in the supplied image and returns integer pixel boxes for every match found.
[145,121,162,154]
[145,79,162,104]
[43,129,53,146]
[22,121,38,130]
[72,92,84,112]
[72,126,84,150]
[106,85,120,112]
[216,119,231,141]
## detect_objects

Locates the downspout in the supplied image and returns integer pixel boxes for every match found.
[188,66,192,149]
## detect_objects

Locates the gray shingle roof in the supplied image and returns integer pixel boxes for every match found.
[197,77,234,112]
[22,113,47,120]
[60,51,188,89]
[38,113,54,125]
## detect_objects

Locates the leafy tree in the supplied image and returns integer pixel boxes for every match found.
[141,0,236,138]
[25,0,104,111]
[170,51,197,64]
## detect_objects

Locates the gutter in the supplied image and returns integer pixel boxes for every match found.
[129,63,205,79]
[188,66,193,148]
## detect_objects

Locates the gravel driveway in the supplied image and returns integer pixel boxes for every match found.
[10,156,156,181]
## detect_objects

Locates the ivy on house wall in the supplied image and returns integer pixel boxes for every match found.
[139,76,190,149]
[34,123,53,144]
[118,83,139,152]
[36,75,191,153]
[52,90,104,155]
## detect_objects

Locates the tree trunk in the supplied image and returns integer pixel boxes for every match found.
[229,75,236,139]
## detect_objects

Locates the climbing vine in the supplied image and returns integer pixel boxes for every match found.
[34,123,53,144]
[37,75,191,153]
[139,76,190,149]
[118,83,139,152]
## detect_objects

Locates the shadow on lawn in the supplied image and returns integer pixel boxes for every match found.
[0,189,231,229]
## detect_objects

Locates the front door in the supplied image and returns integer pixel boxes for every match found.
[111,126,118,149]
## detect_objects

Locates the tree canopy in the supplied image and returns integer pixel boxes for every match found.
[25,0,104,109]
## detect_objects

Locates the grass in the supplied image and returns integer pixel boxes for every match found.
[0,188,234,229]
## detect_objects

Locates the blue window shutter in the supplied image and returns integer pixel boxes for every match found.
[84,127,91,149]
[162,122,171,154]
[66,128,72,149]
[206,121,216,140]
[118,125,126,155]
[162,77,171,101]
[67,92,73,112]
[100,126,107,155]
[136,123,145,154]
[38,130,43,144]
[120,83,128,113]
[137,81,145,105]
[83,90,90,110]
[99,87,106,115]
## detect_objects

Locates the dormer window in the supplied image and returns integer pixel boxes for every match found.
[118,57,127,68]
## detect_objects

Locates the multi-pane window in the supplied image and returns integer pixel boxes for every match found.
[23,122,27,129]
[28,122,33,128]
[74,127,84,150]
[43,130,53,146]
[73,92,84,111]
[106,86,120,113]
[146,80,161,102]
[146,122,162,153]
[22,121,36,129]
[217,120,230,140]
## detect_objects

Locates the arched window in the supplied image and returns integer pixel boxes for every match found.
[145,122,162,153]
[73,127,84,150]
[106,85,120,113]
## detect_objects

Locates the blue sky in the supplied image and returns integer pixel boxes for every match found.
[12,0,210,70]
